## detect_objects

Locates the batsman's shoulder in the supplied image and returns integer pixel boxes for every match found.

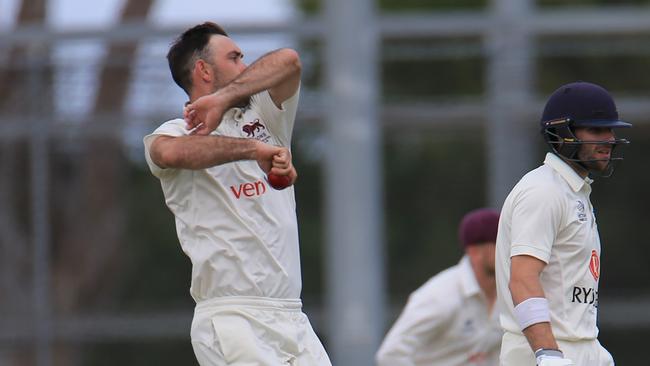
[514,181,564,213]
[516,166,559,192]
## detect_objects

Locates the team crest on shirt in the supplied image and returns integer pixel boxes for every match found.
[242,118,271,143]
[461,318,476,335]
[576,200,588,222]
[589,249,600,281]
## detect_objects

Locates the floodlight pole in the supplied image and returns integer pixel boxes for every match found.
[28,44,53,366]
[486,0,536,208]
[324,0,385,365]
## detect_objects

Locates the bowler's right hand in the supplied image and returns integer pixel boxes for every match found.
[254,142,297,187]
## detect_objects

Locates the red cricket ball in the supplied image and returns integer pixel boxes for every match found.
[267,173,291,190]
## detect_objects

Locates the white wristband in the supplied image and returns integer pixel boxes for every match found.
[514,297,551,331]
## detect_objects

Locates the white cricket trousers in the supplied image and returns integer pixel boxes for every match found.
[499,331,614,366]
[190,296,332,366]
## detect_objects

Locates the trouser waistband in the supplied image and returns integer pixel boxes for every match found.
[504,330,596,343]
[195,296,302,313]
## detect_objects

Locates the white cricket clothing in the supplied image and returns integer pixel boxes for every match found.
[191,296,331,366]
[513,297,551,330]
[500,331,613,366]
[376,256,502,366]
[496,153,603,342]
[143,88,301,302]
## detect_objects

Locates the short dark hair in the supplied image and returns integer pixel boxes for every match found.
[167,22,228,95]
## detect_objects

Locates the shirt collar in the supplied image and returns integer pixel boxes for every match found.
[543,153,593,192]
[224,107,245,122]
[459,255,481,299]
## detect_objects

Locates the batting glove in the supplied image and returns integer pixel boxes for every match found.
[535,349,575,366]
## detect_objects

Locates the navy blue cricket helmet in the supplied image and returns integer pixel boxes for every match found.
[540,81,631,176]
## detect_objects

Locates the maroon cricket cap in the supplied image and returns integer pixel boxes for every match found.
[458,208,500,248]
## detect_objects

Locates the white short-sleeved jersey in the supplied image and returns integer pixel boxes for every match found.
[143,88,302,302]
[496,153,602,341]
[376,256,502,366]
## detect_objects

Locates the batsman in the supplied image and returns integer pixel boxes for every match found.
[495,82,631,366]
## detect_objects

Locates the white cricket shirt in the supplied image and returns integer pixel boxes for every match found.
[496,153,602,341]
[376,256,502,366]
[143,88,302,302]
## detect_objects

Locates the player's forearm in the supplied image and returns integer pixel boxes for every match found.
[152,135,259,170]
[523,322,559,353]
[509,271,545,305]
[215,48,301,106]
[510,275,559,352]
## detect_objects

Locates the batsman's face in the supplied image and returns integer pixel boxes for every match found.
[205,35,247,90]
[575,127,615,172]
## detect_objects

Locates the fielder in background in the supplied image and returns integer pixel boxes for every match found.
[376,208,503,366]
[495,81,632,366]
[143,22,331,365]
